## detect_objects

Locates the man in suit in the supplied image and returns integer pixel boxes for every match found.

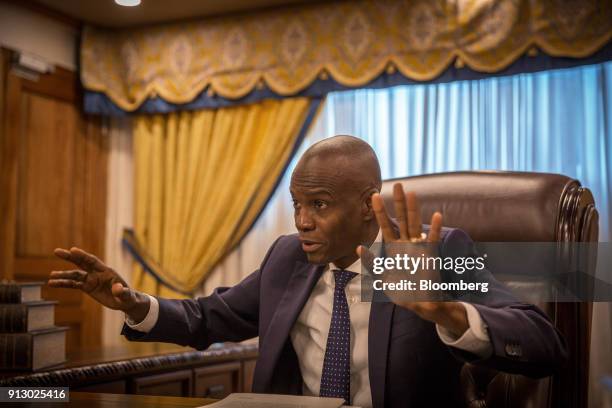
[48,135,567,407]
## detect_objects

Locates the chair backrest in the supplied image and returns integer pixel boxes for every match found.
[380,171,598,408]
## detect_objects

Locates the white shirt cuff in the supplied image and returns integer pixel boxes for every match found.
[125,294,159,333]
[436,302,492,358]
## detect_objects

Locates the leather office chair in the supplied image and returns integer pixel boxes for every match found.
[381,171,598,408]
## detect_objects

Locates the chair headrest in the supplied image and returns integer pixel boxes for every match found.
[380,171,586,242]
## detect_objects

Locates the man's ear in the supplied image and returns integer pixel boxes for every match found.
[362,190,377,221]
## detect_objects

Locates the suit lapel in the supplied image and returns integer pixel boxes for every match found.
[367,222,411,406]
[255,261,324,391]
[368,286,395,407]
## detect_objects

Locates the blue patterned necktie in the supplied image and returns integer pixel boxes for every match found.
[319,269,358,404]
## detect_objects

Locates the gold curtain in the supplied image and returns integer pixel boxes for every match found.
[81,0,612,111]
[129,97,313,297]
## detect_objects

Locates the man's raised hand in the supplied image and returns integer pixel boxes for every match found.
[48,247,147,320]
[357,183,469,337]
[358,183,445,306]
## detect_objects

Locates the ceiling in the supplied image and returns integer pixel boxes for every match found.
[34,0,318,28]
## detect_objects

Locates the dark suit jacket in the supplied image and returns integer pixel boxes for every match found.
[122,228,567,407]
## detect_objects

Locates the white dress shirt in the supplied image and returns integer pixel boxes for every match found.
[126,231,492,408]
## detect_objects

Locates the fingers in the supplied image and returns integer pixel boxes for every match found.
[428,212,443,242]
[54,248,71,260]
[54,247,88,269]
[372,193,397,242]
[393,184,409,240]
[373,188,440,244]
[64,247,106,272]
[47,278,83,289]
[70,247,106,271]
[406,191,423,239]
[357,245,376,274]
[49,270,87,281]
[388,185,424,241]
[48,269,87,290]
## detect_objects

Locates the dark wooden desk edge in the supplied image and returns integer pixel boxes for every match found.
[69,392,217,407]
[0,342,258,387]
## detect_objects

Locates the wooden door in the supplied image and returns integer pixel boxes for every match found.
[0,48,106,350]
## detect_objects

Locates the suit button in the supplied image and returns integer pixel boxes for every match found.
[514,344,523,357]
[505,343,522,357]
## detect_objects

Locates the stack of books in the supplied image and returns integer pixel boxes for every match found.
[0,281,68,371]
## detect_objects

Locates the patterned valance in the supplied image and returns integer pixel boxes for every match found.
[81,0,612,112]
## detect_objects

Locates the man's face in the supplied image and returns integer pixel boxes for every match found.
[290,158,365,267]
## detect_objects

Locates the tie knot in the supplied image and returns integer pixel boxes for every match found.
[333,269,357,289]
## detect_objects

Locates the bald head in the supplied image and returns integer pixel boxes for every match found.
[293,135,382,195]
[290,135,381,267]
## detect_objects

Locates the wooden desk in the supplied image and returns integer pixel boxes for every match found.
[0,342,258,399]
[19,392,216,407]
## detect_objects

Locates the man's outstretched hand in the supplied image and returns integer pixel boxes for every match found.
[48,247,150,323]
[358,183,469,338]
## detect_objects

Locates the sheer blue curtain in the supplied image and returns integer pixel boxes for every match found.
[321,62,612,242]
[249,62,612,245]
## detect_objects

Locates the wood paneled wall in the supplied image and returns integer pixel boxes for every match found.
[0,48,107,349]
